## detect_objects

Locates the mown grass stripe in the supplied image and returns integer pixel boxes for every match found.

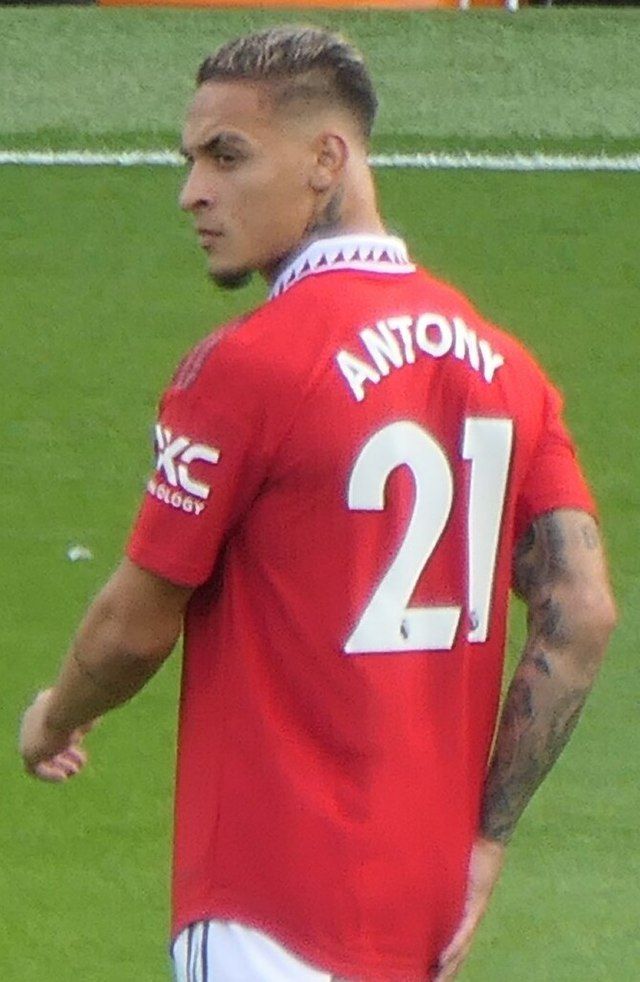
[2,149,640,171]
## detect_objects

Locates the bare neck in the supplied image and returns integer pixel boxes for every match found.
[265,166,386,284]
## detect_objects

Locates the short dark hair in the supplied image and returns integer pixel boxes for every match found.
[196,25,378,141]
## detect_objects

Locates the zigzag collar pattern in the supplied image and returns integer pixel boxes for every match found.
[269,233,415,300]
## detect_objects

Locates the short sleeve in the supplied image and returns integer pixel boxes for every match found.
[513,381,597,544]
[126,332,271,587]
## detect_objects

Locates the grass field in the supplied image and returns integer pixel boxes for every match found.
[3,7,640,155]
[1,7,639,982]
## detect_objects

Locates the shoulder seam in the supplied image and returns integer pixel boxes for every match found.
[171,316,251,390]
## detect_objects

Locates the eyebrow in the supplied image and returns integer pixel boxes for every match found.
[180,132,250,158]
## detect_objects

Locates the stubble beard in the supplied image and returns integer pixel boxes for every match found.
[209,267,254,291]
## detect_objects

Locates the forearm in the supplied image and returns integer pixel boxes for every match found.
[44,592,180,733]
[45,644,164,734]
[479,638,601,844]
[480,511,616,845]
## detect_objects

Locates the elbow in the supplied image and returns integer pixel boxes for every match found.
[125,634,179,667]
[587,585,617,639]
[111,618,181,667]
[84,594,181,667]
[600,590,618,637]
[572,585,618,660]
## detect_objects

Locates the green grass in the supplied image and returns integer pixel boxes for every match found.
[1,7,639,982]
[1,8,640,154]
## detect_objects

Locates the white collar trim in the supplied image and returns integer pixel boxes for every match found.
[269,234,415,300]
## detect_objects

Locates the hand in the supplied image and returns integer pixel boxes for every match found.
[434,837,506,982]
[19,689,94,783]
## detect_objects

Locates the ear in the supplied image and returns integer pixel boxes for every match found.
[308,134,349,193]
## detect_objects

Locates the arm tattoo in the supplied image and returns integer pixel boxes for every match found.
[538,597,570,646]
[481,511,608,844]
[532,650,551,676]
[513,512,571,646]
[512,512,567,598]
[480,654,589,843]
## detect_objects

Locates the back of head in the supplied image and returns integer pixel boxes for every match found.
[196,25,378,144]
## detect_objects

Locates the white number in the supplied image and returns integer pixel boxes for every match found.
[463,418,513,643]
[344,418,513,653]
[345,422,460,653]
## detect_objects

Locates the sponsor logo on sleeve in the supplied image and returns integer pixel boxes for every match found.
[147,425,220,516]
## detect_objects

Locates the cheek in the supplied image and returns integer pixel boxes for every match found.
[230,158,313,248]
[260,172,312,230]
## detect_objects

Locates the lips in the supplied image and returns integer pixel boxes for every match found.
[197,228,222,248]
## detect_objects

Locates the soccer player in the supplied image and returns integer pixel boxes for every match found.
[20,26,616,982]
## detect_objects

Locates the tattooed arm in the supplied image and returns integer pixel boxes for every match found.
[436,509,616,981]
[480,508,617,843]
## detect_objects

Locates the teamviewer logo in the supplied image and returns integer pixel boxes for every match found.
[147,425,220,516]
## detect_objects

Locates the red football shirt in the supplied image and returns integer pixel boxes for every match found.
[127,234,595,981]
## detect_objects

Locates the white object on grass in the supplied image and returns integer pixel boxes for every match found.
[67,545,93,562]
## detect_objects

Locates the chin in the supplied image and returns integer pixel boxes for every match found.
[209,266,254,291]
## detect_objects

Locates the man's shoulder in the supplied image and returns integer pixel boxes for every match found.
[164,298,315,411]
[170,320,242,391]
[168,302,276,388]
[414,265,548,375]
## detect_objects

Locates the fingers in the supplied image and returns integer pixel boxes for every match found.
[434,962,459,982]
[19,686,98,782]
[62,746,88,771]
[434,927,473,981]
[434,902,485,982]
[30,746,88,783]
[32,761,69,783]
[19,688,97,777]
[435,837,506,981]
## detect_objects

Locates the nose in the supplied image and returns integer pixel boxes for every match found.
[179,161,216,213]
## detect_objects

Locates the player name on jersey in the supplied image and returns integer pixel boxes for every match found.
[336,311,505,402]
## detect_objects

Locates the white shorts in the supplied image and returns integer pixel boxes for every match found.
[171,920,336,982]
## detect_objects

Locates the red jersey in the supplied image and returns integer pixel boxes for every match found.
[127,234,595,981]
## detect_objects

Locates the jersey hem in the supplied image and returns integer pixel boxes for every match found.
[126,543,205,589]
[171,898,432,982]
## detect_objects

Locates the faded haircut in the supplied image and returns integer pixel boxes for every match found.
[196,26,378,142]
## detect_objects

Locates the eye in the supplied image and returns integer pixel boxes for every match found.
[213,150,241,169]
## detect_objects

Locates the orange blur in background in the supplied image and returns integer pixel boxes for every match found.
[101,0,515,9]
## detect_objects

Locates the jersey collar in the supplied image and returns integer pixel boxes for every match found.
[269,233,415,300]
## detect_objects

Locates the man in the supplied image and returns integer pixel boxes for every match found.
[20,25,616,982]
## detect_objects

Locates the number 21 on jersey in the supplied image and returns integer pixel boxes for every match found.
[344,418,513,654]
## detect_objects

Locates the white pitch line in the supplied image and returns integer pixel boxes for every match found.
[0,149,181,167]
[1,149,640,171]
[369,152,640,172]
